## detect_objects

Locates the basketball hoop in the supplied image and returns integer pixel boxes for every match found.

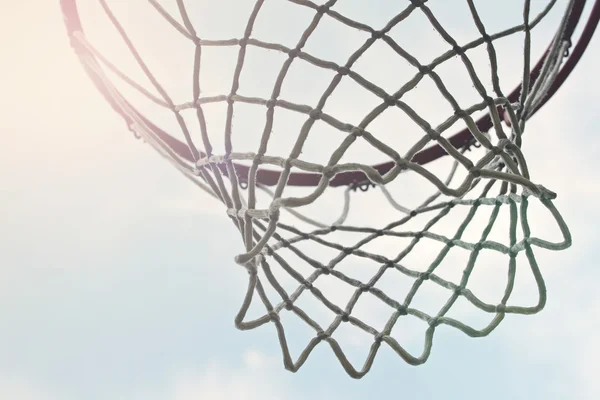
[61,0,599,377]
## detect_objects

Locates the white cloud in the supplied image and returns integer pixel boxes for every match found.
[129,350,316,400]
[170,364,279,400]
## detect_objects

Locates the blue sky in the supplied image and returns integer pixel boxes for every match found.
[2,1,600,399]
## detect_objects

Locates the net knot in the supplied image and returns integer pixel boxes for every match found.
[453,44,464,55]
[338,66,350,76]
[284,300,294,311]
[341,312,350,322]
[351,127,364,137]
[316,4,329,14]
[426,128,441,141]
[482,33,492,43]
[395,158,409,171]
[385,95,396,106]
[397,305,408,316]
[266,99,277,109]
[497,138,514,150]
[359,284,370,293]
[288,48,300,58]
[418,65,431,75]
[454,109,468,119]
[421,272,431,281]
[309,109,322,120]
[374,333,384,344]
[536,185,558,200]
[320,266,331,275]
[269,311,280,322]
[268,204,281,221]
[469,167,481,178]
[496,304,507,313]
[262,246,273,257]
[322,166,335,179]
[317,331,329,340]
[238,37,248,47]
[371,30,384,40]
[484,96,495,108]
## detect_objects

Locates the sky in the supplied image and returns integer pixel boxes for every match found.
[1,1,600,399]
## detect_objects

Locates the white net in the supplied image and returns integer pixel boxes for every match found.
[64,0,576,377]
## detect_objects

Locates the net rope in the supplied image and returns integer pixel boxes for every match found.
[69,0,574,377]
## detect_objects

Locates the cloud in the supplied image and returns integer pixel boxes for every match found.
[0,375,58,400]
[126,350,329,400]
[500,274,600,400]
[169,351,281,400]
